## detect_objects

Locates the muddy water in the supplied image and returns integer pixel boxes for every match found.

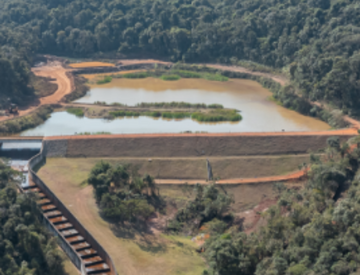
[22,78,330,136]
[75,78,330,131]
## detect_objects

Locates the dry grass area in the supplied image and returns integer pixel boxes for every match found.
[37,156,309,274]
[158,183,278,213]
[38,159,206,275]
[63,259,79,275]
[68,62,115,68]
[37,156,307,274]
[39,155,309,181]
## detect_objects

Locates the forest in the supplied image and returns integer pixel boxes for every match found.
[0,0,360,115]
[198,137,360,275]
[0,160,66,275]
[87,161,163,223]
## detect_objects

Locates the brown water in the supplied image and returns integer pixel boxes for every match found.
[75,78,329,132]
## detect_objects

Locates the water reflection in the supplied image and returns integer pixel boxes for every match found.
[22,111,324,137]
[75,78,330,131]
[21,78,330,136]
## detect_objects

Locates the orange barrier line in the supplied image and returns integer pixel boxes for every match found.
[155,169,308,185]
[44,128,358,140]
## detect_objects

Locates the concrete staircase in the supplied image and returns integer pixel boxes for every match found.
[24,184,111,275]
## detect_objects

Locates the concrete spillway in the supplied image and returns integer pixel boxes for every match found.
[0,140,42,159]
[0,137,117,275]
[0,139,42,189]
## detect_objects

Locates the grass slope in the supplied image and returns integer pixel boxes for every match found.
[38,158,206,275]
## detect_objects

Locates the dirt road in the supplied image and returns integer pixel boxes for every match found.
[205,64,288,85]
[155,169,307,185]
[2,58,360,130]
[0,61,73,122]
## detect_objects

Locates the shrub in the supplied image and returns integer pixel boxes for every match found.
[122,72,151,78]
[202,73,228,81]
[96,75,112,84]
[162,112,190,119]
[207,104,224,109]
[191,111,242,122]
[109,110,140,117]
[160,74,181,81]
[66,107,84,117]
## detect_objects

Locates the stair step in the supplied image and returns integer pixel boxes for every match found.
[83,256,103,267]
[26,187,40,192]
[37,198,51,205]
[55,222,73,231]
[41,204,57,212]
[37,192,47,199]
[49,216,68,224]
[72,241,91,251]
[67,235,85,244]
[86,263,110,274]
[23,184,37,190]
[44,210,62,218]
[78,248,98,258]
[61,229,79,238]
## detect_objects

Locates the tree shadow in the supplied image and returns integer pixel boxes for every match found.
[109,222,137,239]
[135,237,167,253]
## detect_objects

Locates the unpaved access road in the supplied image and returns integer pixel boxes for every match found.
[3,58,360,130]
[155,169,307,185]
[0,61,73,122]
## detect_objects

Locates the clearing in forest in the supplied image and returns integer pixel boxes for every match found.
[68,62,116,68]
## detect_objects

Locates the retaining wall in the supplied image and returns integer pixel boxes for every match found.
[44,133,355,158]
[28,144,118,275]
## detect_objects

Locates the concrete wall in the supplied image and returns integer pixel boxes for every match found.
[44,134,355,158]
[44,139,68,157]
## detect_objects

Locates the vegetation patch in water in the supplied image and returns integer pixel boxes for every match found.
[66,107,84,117]
[109,110,140,117]
[192,110,242,122]
[136,102,223,109]
[104,69,229,83]
[161,112,190,119]
[109,108,240,122]
[96,75,112,84]
[122,72,151,79]
[160,74,181,81]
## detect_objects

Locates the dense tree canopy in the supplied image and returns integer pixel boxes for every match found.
[202,137,360,275]
[1,0,360,114]
[0,160,66,275]
[87,161,161,222]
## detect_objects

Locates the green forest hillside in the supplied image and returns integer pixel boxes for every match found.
[0,161,67,275]
[1,0,360,113]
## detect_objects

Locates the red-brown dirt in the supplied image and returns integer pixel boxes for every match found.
[0,61,73,122]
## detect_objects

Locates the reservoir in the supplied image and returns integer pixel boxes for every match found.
[21,77,330,136]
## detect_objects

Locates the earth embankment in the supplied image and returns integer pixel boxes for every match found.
[44,131,356,158]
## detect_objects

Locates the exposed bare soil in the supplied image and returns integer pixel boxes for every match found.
[0,61,73,122]
[68,62,115,68]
